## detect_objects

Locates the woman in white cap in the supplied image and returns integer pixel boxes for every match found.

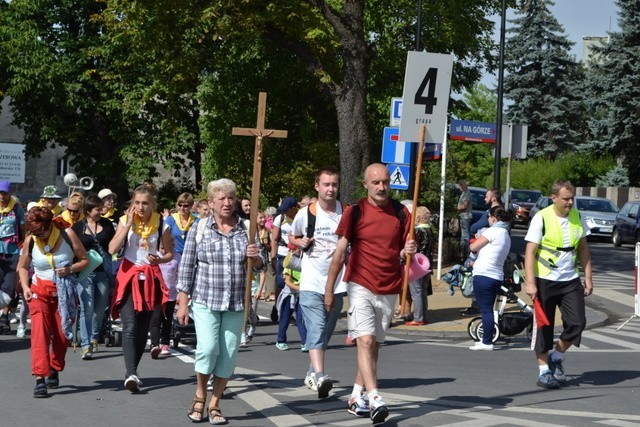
[98,188,118,223]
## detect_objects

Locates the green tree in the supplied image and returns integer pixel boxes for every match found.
[504,0,585,158]
[584,0,640,185]
[0,0,133,196]
[449,83,497,185]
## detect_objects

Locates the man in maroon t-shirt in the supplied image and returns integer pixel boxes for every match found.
[324,163,416,423]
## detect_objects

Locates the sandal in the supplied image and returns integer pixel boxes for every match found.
[208,407,228,425]
[187,395,206,423]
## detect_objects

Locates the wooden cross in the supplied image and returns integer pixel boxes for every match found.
[232,92,288,321]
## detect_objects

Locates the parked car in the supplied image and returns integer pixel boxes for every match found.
[612,201,640,246]
[529,195,551,218]
[575,196,619,239]
[469,186,487,224]
[503,189,542,227]
[528,195,619,239]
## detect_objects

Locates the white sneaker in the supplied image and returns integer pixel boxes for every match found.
[240,332,248,348]
[207,375,214,391]
[304,372,317,391]
[369,395,389,424]
[317,376,333,399]
[247,325,255,337]
[9,313,18,324]
[348,395,370,417]
[469,341,494,351]
[16,324,26,338]
[124,375,141,393]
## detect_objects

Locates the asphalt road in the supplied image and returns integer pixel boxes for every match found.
[1,232,638,426]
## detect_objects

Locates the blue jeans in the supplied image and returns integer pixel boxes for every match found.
[87,270,112,343]
[472,275,501,345]
[75,276,94,348]
[299,291,344,350]
[277,295,307,345]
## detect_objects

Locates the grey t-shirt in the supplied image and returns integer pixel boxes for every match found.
[458,190,472,219]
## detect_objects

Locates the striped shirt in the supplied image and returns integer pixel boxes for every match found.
[176,215,265,312]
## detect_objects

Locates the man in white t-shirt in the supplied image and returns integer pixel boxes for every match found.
[524,180,593,390]
[289,169,347,403]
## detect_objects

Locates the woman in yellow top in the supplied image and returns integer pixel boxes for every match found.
[108,183,173,393]
[150,192,195,358]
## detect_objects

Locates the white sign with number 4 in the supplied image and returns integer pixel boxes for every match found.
[399,51,453,144]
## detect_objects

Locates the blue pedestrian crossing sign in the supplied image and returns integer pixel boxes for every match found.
[387,164,410,190]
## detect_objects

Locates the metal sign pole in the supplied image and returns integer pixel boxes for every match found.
[617,242,640,330]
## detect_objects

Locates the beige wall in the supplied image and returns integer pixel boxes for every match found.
[0,97,77,202]
[576,187,640,208]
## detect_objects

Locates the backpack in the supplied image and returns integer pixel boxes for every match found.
[195,217,208,245]
[349,198,407,239]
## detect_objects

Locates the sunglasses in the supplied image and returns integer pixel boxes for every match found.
[67,209,80,213]
[178,204,192,208]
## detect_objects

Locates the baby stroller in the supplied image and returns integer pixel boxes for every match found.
[467,260,533,342]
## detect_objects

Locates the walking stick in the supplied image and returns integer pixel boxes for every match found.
[400,125,426,317]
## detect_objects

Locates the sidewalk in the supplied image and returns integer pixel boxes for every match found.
[386,272,609,340]
[256,272,609,341]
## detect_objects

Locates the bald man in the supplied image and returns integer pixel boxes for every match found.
[324,163,416,423]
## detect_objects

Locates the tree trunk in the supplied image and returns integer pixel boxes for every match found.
[327,0,370,204]
[333,74,370,205]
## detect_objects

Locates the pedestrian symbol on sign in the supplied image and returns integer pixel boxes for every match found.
[392,168,404,185]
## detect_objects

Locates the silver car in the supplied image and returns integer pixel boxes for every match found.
[575,196,619,238]
[528,195,619,238]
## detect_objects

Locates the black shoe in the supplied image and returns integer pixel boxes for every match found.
[460,307,480,316]
[0,316,11,335]
[370,404,389,424]
[34,382,48,398]
[46,370,59,389]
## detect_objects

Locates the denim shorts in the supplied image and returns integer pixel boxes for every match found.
[299,291,345,350]
[347,282,397,343]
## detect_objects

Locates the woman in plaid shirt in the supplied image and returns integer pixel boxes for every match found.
[176,178,265,424]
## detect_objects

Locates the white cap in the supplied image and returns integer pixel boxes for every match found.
[98,188,116,199]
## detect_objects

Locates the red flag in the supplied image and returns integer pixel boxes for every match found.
[533,298,550,328]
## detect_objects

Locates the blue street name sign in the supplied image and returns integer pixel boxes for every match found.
[449,119,496,143]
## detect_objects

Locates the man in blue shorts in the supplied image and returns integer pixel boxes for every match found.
[289,168,345,401]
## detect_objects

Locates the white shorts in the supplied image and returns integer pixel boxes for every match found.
[347,282,398,343]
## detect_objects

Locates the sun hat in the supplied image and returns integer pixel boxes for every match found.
[40,185,62,199]
[98,188,117,199]
[0,180,11,193]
